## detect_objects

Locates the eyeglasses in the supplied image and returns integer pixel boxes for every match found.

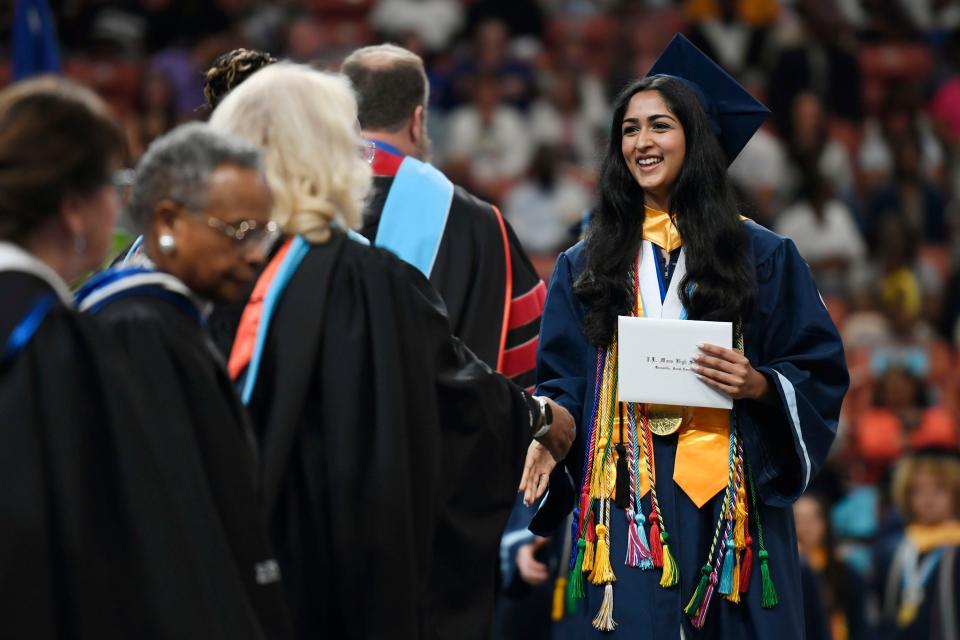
[205,216,281,254]
[362,139,376,164]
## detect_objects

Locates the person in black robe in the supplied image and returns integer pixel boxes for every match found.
[342,44,546,391]
[76,123,293,639]
[0,77,271,638]
[209,63,575,639]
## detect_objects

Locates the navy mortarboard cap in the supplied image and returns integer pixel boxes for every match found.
[647,33,769,165]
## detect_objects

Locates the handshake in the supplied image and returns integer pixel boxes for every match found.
[518,396,575,507]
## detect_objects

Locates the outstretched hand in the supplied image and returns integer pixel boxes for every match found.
[518,441,555,506]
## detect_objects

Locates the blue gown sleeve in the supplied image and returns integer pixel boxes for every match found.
[535,251,590,429]
[738,236,849,506]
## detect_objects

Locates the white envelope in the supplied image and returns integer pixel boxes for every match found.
[617,316,733,409]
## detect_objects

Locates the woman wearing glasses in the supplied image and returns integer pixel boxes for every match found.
[75,122,291,638]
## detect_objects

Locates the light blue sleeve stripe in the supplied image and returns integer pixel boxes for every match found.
[374,157,454,278]
[346,229,370,245]
[773,370,811,491]
[241,236,310,405]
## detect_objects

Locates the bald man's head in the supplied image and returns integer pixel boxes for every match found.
[341,44,429,132]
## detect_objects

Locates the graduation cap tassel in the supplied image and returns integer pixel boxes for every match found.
[684,565,712,615]
[592,584,617,632]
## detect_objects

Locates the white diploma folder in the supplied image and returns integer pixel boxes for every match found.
[617,316,733,410]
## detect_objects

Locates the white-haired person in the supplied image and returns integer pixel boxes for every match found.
[209,62,575,638]
[75,122,292,638]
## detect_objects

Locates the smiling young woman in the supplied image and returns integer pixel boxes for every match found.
[534,35,849,639]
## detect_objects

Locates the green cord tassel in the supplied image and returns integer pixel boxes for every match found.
[684,564,712,615]
[567,539,586,605]
[759,550,779,608]
[718,539,735,595]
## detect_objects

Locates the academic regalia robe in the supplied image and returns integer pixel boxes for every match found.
[874,530,960,640]
[535,221,849,638]
[77,268,293,639]
[0,247,264,638]
[363,142,546,389]
[240,230,534,639]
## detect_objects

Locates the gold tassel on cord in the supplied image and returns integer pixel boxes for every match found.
[589,524,616,585]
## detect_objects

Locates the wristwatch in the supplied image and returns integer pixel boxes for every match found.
[532,396,553,439]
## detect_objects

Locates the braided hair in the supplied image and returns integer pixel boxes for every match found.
[203,49,278,110]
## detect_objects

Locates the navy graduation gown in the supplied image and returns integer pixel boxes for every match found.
[535,221,848,639]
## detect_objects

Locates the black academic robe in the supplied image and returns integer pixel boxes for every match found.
[85,273,293,639]
[535,221,849,638]
[363,177,544,389]
[244,231,533,639]
[0,268,269,638]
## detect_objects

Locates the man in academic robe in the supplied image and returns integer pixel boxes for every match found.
[342,44,546,391]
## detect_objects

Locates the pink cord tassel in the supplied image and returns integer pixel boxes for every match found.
[625,510,649,567]
[692,570,719,629]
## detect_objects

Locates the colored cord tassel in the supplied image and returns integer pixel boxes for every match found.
[718,539,736,595]
[659,533,679,588]
[614,444,629,509]
[568,508,580,572]
[759,550,779,608]
[726,550,742,604]
[692,570,718,629]
[684,565,712,615]
[567,539,586,603]
[634,511,654,569]
[583,538,595,574]
[551,577,567,622]
[648,511,663,568]
[733,486,748,548]
[592,583,617,632]
[740,537,753,593]
[589,524,616,585]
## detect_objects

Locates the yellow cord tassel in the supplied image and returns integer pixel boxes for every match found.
[551,577,567,622]
[725,551,742,603]
[589,524,616,585]
[659,536,680,588]
[582,538,595,573]
[733,486,748,549]
[592,584,617,631]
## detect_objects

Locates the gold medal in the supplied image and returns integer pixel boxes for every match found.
[645,404,690,436]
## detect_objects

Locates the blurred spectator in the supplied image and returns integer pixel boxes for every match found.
[448,18,537,110]
[774,166,865,297]
[728,119,788,225]
[766,1,863,135]
[502,144,591,257]
[445,73,533,195]
[684,0,778,80]
[866,133,948,244]
[785,91,856,203]
[853,367,957,483]
[794,492,873,640]
[202,48,277,110]
[125,69,179,160]
[875,451,960,640]
[528,68,604,172]
[369,0,463,53]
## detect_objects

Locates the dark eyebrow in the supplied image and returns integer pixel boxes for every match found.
[621,114,678,126]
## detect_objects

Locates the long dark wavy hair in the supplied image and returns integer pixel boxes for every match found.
[574,76,755,347]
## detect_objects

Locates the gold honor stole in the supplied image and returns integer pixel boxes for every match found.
[624,206,729,508]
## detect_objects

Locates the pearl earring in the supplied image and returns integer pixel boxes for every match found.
[158,234,176,254]
[73,234,87,255]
